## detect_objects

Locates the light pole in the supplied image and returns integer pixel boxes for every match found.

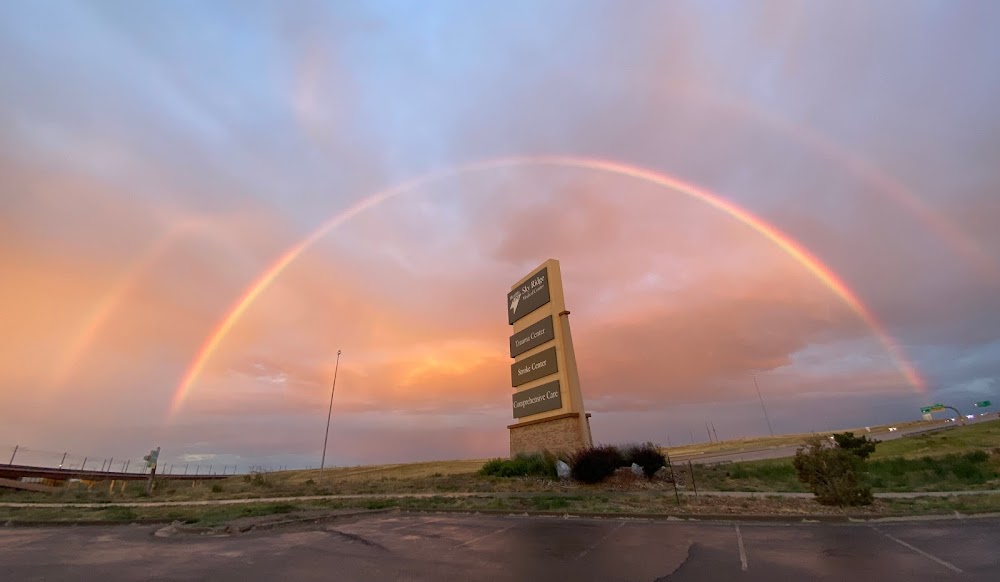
[753,373,774,437]
[320,349,342,481]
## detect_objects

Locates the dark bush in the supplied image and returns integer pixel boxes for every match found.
[832,432,880,460]
[622,442,667,478]
[479,453,556,479]
[569,445,626,484]
[964,450,989,463]
[952,459,989,483]
[793,437,873,506]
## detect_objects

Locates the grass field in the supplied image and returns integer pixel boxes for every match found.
[3,419,998,522]
[685,420,1000,493]
[661,419,946,459]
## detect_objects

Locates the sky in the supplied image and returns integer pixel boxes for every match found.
[2,0,999,471]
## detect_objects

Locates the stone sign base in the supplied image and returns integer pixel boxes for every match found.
[508,412,593,457]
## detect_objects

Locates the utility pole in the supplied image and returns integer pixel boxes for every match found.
[753,373,774,437]
[320,349,342,482]
[8,445,17,465]
[711,422,719,443]
[705,422,713,443]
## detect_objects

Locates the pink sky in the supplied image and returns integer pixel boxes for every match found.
[1,2,998,470]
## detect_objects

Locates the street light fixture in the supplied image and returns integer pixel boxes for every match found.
[320,349,342,482]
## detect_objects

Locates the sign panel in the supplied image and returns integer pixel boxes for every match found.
[507,267,551,325]
[974,400,992,407]
[509,315,555,358]
[511,346,558,387]
[512,380,563,418]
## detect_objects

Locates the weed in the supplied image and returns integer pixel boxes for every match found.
[102,506,138,521]
[366,499,399,510]
[531,496,571,510]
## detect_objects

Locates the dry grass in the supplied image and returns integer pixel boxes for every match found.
[276,459,490,485]
[663,419,945,459]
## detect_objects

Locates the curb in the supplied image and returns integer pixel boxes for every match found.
[1,509,395,531]
[398,508,1000,524]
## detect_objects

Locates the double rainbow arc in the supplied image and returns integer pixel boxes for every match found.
[169,156,925,416]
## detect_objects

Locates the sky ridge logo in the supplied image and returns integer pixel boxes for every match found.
[509,290,521,315]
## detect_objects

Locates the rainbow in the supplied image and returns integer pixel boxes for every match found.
[169,156,926,415]
[51,217,211,387]
[683,85,997,282]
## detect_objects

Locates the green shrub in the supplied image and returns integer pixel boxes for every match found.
[211,484,224,493]
[832,432,880,460]
[479,453,556,479]
[964,450,989,463]
[569,445,626,484]
[728,465,749,479]
[622,442,667,478]
[793,437,873,506]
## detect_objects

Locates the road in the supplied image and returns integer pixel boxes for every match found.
[2,512,998,580]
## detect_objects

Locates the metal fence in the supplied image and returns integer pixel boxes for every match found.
[2,444,239,476]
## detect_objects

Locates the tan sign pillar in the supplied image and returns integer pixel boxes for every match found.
[506,259,593,456]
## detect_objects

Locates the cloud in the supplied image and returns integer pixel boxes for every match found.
[2,1,998,467]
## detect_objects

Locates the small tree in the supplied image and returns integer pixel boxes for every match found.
[793,436,874,506]
[832,432,880,460]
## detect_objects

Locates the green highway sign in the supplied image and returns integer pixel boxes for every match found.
[920,404,946,414]
[974,400,992,407]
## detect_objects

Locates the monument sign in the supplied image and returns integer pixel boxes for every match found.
[506,259,593,456]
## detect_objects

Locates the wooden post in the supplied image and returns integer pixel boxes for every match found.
[687,460,698,498]
[8,445,18,465]
[665,451,680,506]
[145,464,156,495]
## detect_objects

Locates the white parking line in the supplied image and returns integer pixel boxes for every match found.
[451,523,518,550]
[735,525,748,571]
[872,527,963,574]
[575,521,625,560]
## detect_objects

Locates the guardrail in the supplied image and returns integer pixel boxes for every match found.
[0,463,228,483]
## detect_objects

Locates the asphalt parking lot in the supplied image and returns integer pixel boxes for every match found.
[1,512,998,581]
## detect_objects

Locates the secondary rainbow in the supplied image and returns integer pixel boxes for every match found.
[680,84,997,282]
[52,217,212,388]
[169,156,926,415]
